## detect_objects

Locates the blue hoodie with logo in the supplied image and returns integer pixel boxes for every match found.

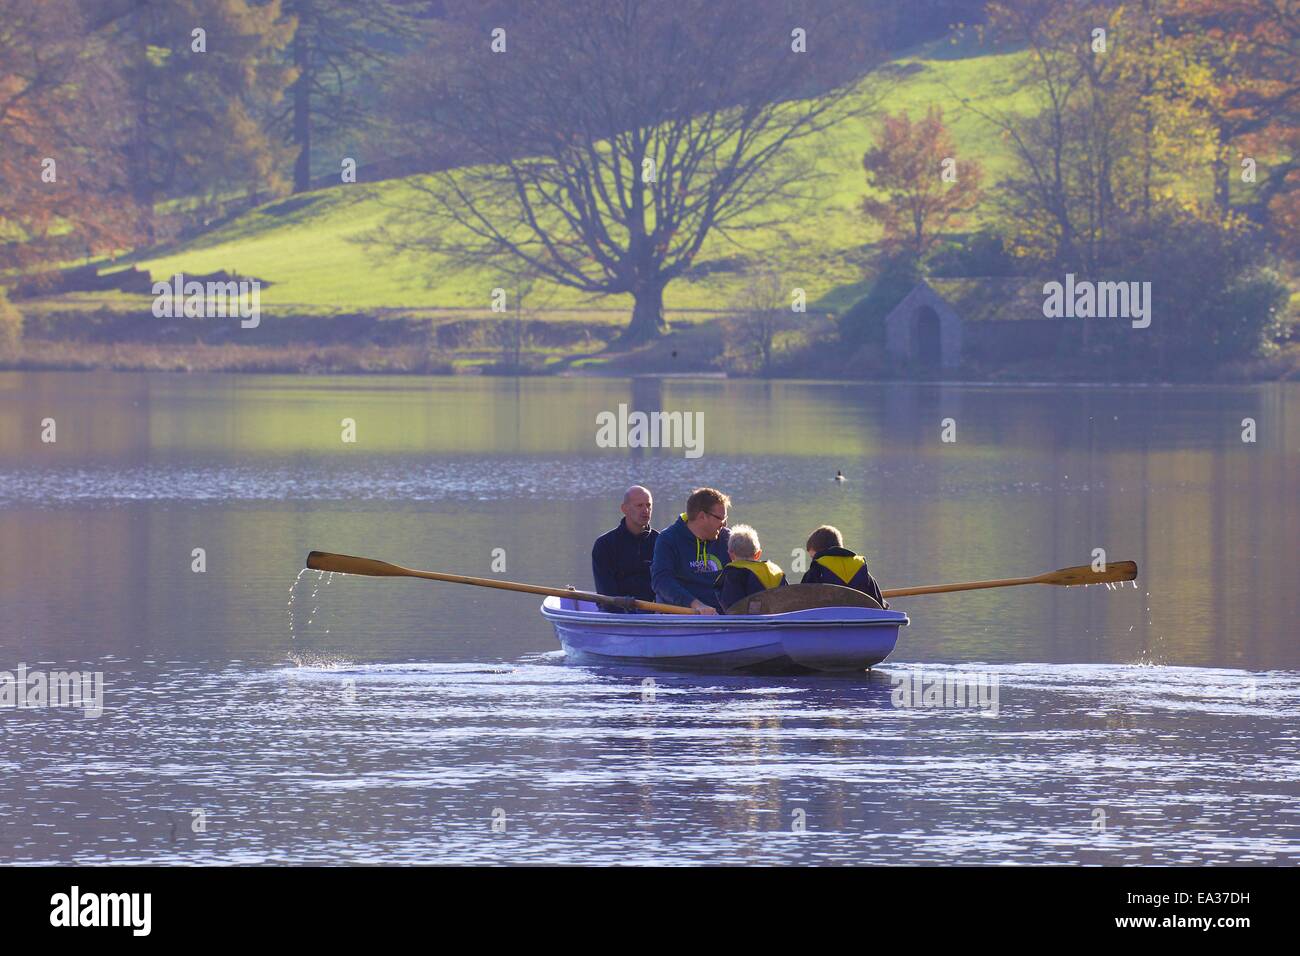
[650,513,732,609]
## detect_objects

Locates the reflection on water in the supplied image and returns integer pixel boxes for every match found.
[0,372,1296,864]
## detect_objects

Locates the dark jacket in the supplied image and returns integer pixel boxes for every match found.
[800,546,886,607]
[591,520,659,610]
[714,559,787,613]
[650,513,731,610]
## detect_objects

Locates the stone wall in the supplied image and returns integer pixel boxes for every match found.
[963,320,1063,361]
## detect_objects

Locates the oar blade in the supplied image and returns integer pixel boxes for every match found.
[1045,560,1138,587]
[306,550,410,577]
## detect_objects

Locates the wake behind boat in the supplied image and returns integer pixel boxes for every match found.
[541,595,909,673]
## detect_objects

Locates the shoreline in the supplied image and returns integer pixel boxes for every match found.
[2,342,1294,387]
[7,298,1295,384]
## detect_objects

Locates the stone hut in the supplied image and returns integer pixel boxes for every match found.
[882,281,964,368]
[881,277,1062,367]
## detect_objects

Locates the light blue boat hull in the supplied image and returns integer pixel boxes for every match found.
[541,596,908,673]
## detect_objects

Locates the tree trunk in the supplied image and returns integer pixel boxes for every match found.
[619,282,668,345]
[1141,106,1154,225]
[292,30,312,194]
[1214,130,1232,215]
[132,75,156,246]
[513,294,523,368]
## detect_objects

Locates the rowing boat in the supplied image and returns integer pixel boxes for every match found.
[540,595,909,673]
[300,553,1137,673]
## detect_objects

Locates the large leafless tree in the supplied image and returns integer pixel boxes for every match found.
[371,0,885,343]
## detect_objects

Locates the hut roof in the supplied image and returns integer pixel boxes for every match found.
[920,277,1051,322]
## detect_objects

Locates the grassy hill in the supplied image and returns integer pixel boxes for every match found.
[104,45,1035,320]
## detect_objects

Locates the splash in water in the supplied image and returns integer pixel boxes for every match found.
[285,649,355,669]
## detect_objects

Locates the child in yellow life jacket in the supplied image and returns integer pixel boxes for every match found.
[801,525,888,607]
[714,524,786,613]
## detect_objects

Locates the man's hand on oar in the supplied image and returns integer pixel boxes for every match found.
[304,550,696,615]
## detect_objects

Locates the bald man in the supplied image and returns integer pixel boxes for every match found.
[591,486,659,611]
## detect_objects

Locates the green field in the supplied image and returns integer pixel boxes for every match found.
[112,46,1035,319]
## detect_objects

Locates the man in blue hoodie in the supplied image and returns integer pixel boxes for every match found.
[650,487,732,614]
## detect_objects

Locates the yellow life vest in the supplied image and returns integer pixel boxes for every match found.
[815,553,866,585]
[726,559,785,590]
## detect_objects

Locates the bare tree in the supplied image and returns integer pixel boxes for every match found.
[725,269,791,376]
[499,267,557,371]
[368,0,886,344]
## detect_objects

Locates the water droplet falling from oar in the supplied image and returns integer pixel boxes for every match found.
[287,567,311,640]
[305,570,327,628]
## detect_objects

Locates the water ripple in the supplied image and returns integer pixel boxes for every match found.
[3,659,1297,865]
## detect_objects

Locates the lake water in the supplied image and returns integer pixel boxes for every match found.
[1,371,1297,864]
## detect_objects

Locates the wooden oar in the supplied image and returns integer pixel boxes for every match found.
[304,550,696,615]
[882,560,1138,599]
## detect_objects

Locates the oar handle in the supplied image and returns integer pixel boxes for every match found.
[305,551,696,615]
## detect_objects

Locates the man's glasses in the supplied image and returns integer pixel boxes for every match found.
[706,511,727,523]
